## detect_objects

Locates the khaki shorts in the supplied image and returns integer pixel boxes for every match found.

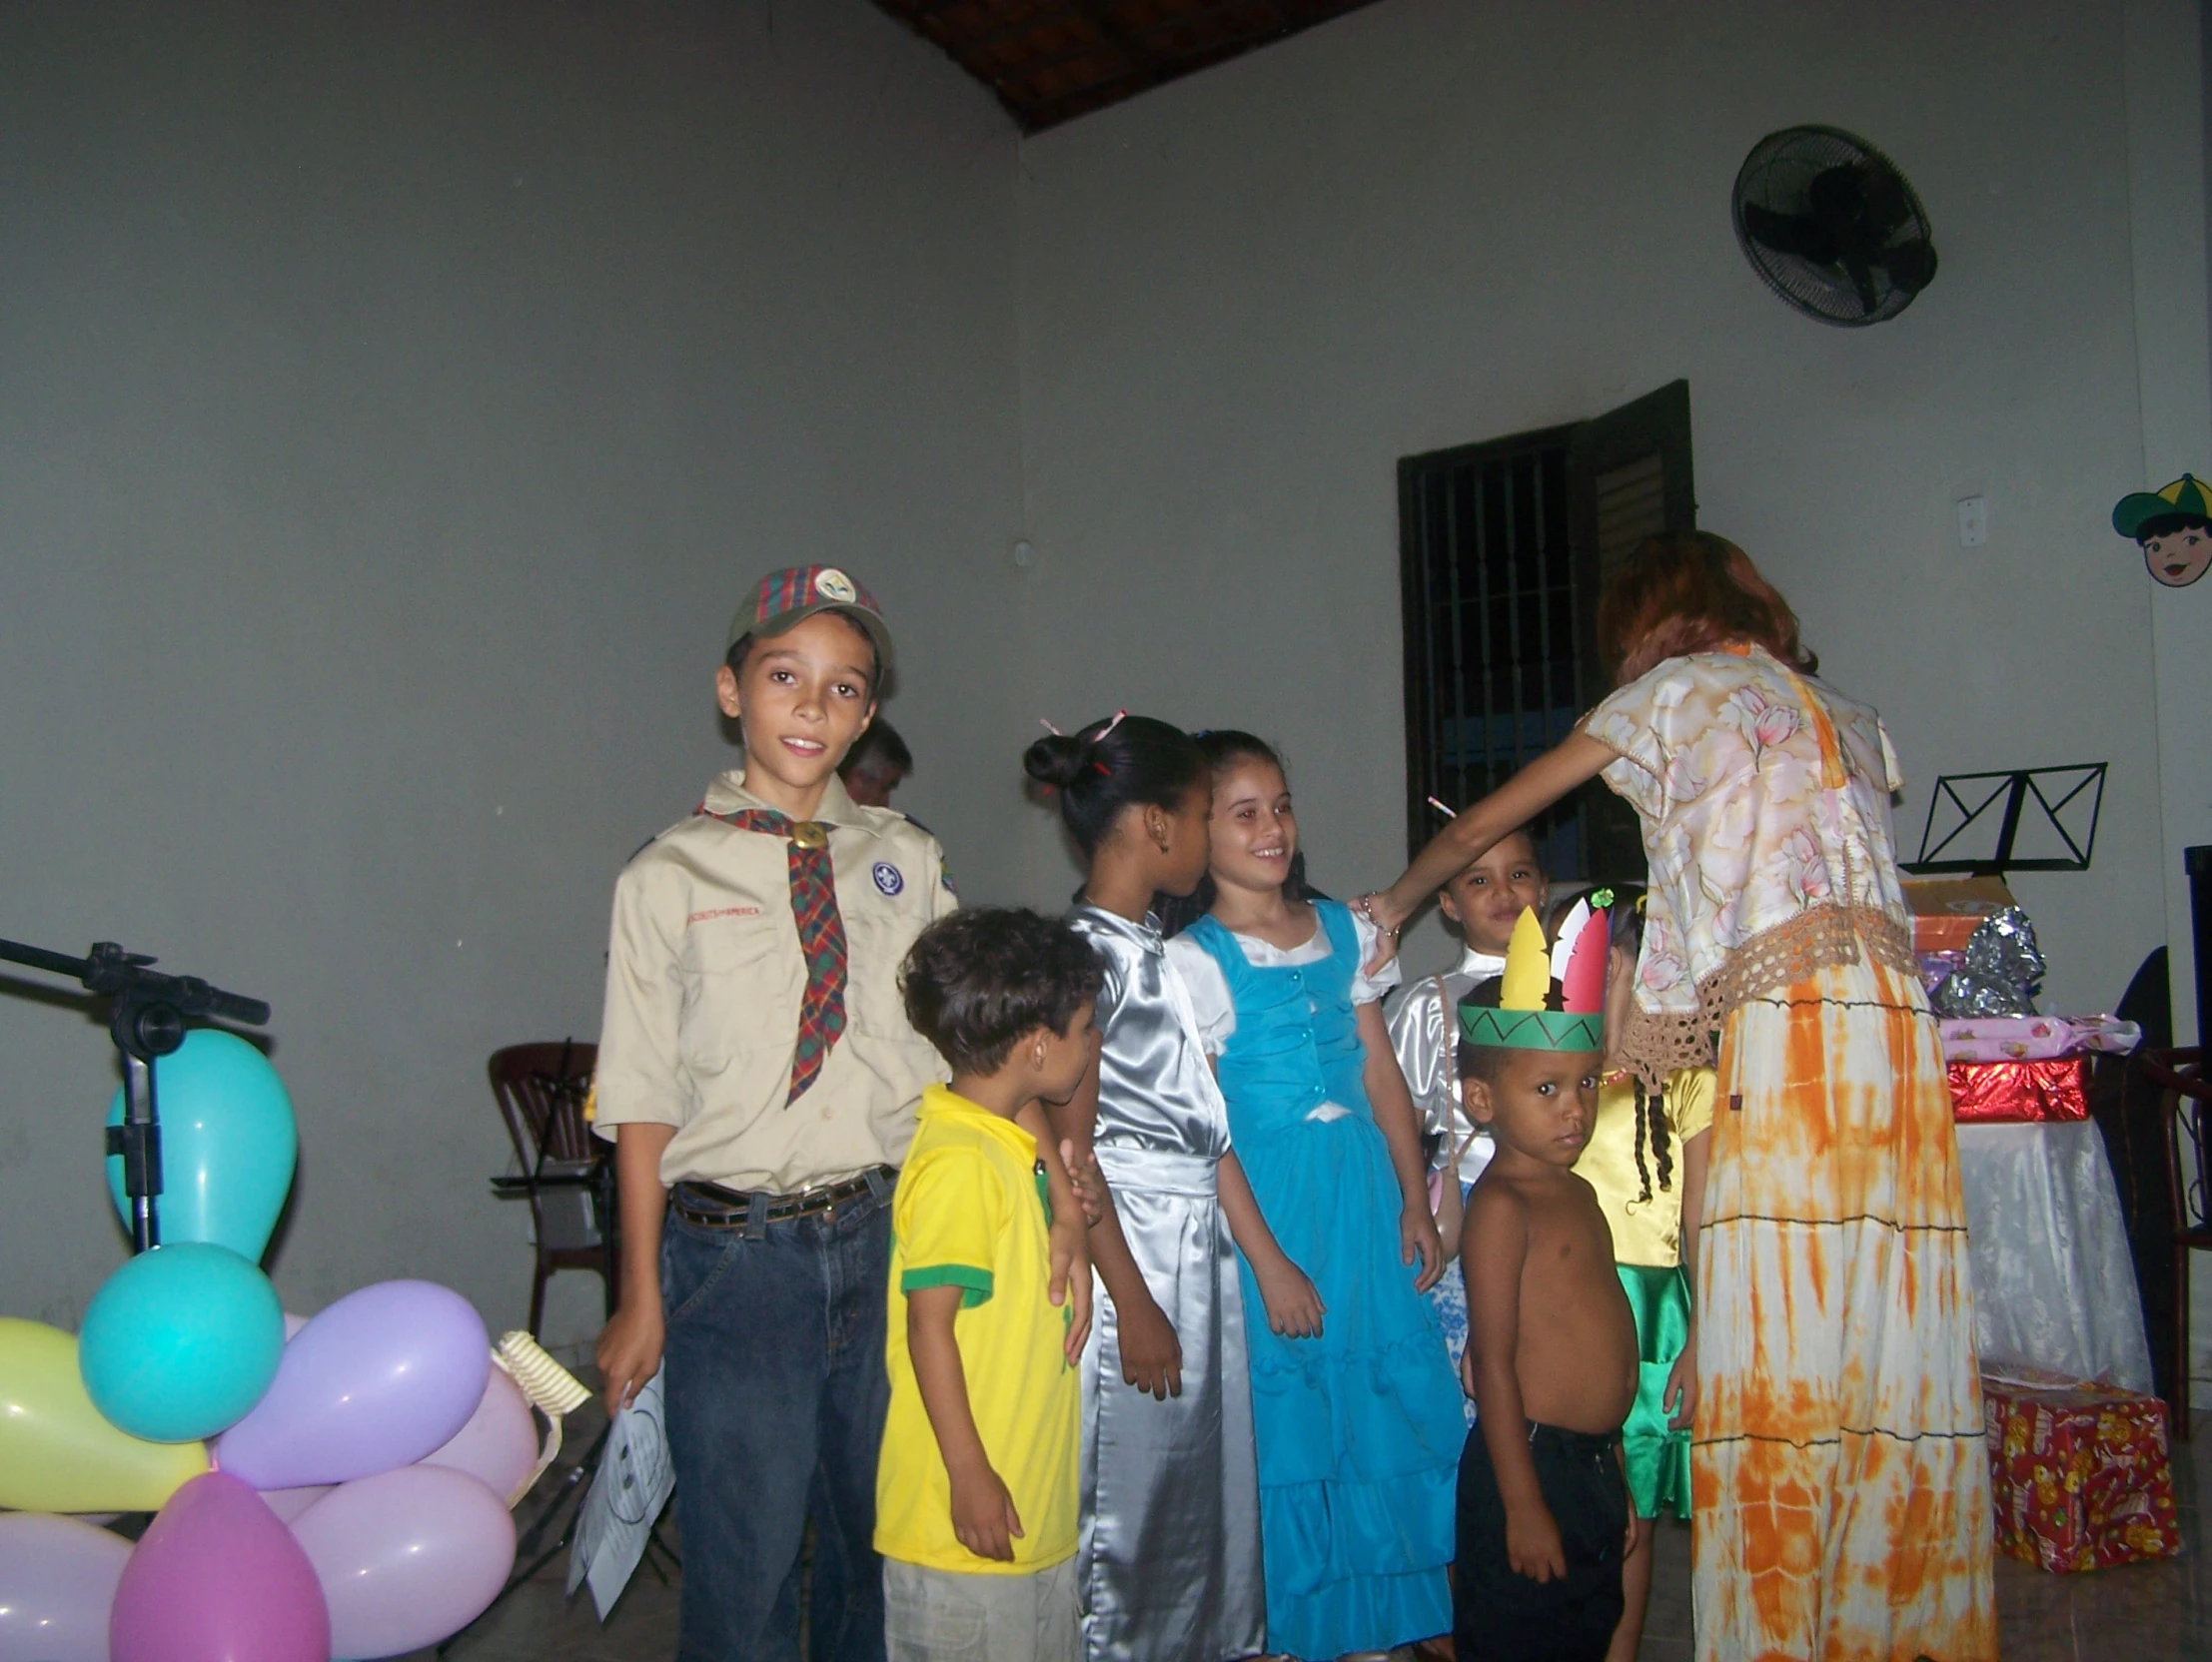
[882,1555,1079,1662]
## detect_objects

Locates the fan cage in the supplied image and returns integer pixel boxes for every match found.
[1732,125,1933,327]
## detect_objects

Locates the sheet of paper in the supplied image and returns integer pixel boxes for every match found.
[565,1370,675,1620]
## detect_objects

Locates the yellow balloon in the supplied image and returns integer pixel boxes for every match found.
[0,1316,208,1511]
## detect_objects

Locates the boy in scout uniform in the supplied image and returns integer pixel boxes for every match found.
[592,567,1086,1662]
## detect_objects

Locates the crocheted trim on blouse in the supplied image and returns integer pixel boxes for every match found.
[1616,904,1916,1091]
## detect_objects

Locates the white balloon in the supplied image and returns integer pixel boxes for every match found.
[0,1512,132,1662]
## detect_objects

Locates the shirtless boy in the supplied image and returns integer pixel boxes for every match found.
[1454,948,1639,1662]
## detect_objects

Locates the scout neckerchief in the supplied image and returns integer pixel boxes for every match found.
[694,805,846,1105]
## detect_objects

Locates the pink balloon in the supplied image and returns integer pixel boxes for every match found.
[110,1470,329,1662]
[215,1280,489,1490]
[289,1466,517,1658]
[258,1484,335,1523]
[420,1366,537,1504]
[0,1512,132,1662]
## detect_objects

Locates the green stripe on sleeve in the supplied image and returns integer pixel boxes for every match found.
[901,1263,993,1308]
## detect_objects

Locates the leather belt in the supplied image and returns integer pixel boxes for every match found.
[671,1167,893,1230]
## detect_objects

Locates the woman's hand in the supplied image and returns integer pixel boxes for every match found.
[1664,1319,1697,1429]
[1115,1292,1184,1399]
[1252,1254,1326,1339]
[1402,1201,1445,1292]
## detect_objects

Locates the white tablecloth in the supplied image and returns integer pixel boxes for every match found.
[1955,1120,2154,1396]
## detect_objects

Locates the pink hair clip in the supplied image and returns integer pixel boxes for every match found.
[1039,718,1063,735]
[1096,709,1127,740]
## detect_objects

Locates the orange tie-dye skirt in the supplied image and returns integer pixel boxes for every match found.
[1693,955,1998,1662]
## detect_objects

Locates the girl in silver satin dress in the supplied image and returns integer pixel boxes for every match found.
[1024,716,1267,1662]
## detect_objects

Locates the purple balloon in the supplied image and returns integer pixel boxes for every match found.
[109,1470,329,1662]
[289,1466,516,1658]
[420,1365,537,1505]
[0,1512,132,1662]
[216,1281,489,1491]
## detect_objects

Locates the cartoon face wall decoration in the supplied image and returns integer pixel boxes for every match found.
[2113,473,2212,588]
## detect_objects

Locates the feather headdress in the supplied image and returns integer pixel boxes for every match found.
[1458,903,1608,1053]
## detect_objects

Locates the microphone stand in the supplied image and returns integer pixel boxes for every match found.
[0,937,270,1253]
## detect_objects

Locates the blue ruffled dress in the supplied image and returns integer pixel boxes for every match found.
[1184,902,1464,1658]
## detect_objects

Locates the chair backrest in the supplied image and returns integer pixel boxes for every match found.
[2141,1047,2211,1235]
[489,1041,599,1174]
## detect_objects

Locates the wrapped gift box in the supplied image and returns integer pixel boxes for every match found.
[1983,1372,2181,1571]
[1903,875,2017,955]
[1940,1015,2143,1064]
[1949,1057,2089,1123]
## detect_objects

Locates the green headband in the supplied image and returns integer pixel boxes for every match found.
[1458,1005,1606,1054]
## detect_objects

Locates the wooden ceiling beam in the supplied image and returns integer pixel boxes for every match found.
[868,0,1379,132]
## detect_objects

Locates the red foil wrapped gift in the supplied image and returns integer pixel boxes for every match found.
[1948,1057,2090,1123]
[1983,1373,2181,1572]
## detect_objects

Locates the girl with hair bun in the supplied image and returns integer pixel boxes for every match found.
[1024,714,1266,1662]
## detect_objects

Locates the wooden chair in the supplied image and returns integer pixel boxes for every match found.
[2140,1047,2212,1437]
[487,1040,612,1339]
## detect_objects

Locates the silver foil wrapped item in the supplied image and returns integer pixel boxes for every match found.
[1929,906,2045,1018]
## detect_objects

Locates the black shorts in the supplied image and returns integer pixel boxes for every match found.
[1454,1421,1629,1662]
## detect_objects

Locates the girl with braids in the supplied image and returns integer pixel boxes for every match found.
[1024,715,1266,1662]
[1356,531,1995,1662]
[1163,730,1463,1662]
[1552,887,1711,1662]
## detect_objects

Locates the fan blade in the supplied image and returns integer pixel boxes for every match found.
[1742,202,1837,265]
[1841,254,1882,314]
[1879,238,1938,295]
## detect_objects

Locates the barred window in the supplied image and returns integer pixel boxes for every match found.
[1397,382,1694,881]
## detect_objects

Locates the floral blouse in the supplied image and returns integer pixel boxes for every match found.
[1579,644,1916,1072]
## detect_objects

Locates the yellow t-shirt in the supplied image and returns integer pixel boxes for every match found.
[1574,1067,1716,1268]
[875,1085,1077,1574]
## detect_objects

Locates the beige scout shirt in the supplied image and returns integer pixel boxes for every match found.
[592,768,956,1193]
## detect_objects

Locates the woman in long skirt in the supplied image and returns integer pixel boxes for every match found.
[1356,530,1996,1662]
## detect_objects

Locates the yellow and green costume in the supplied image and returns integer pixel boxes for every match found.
[1574,1068,1714,1521]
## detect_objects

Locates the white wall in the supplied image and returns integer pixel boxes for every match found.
[1008,0,2174,1019]
[0,0,1022,1350]
[7,0,2206,1390]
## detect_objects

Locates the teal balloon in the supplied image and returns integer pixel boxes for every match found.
[79,1243,284,1443]
[106,1028,297,1262]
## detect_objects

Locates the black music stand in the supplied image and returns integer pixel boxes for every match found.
[1901,764,2107,878]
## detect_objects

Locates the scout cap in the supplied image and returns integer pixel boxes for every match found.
[2112,473,2212,539]
[727,565,895,695]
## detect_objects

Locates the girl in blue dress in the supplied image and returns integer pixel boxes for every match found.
[1162,731,1465,1660]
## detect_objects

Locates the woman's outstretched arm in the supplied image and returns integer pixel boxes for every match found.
[1359,732,1616,972]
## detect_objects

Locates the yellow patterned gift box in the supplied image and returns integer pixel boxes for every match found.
[1982,1369,2181,1572]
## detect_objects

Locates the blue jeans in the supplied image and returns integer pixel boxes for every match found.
[662,1179,893,1662]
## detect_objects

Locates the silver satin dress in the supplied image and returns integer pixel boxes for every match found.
[1069,908,1266,1662]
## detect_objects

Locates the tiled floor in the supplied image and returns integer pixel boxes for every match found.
[417,1408,2211,1661]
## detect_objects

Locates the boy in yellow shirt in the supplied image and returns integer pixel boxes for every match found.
[878,909,1104,1661]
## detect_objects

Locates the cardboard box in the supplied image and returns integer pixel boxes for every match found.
[1983,1372,2181,1572]
[1902,876,2018,955]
